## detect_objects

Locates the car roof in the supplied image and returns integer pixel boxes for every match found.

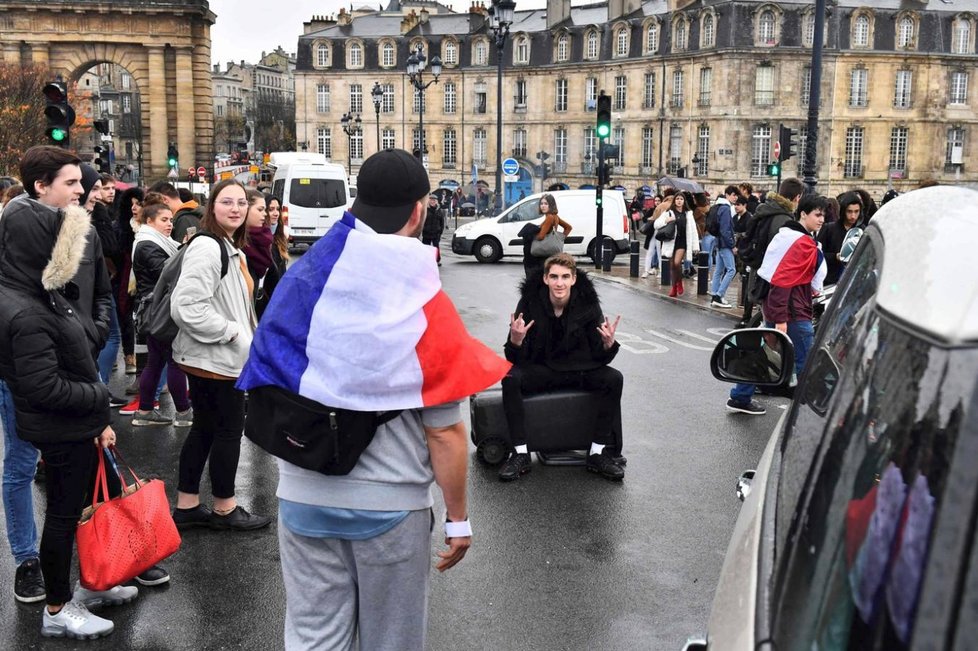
[871,186,978,346]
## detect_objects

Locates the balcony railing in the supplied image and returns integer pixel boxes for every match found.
[843,163,864,178]
[553,161,568,173]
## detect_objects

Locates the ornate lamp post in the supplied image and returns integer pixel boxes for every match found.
[371,81,383,152]
[406,43,442,160]
[488,0,516,213]
[340,111,362,173]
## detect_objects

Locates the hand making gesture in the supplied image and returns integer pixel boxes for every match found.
[509,312,535,347]
[597,315,621,350]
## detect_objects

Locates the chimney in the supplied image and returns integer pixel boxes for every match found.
[337,7,352,26]
[546,0,570,29]
[401,9,419,34]
[419,8,429,24]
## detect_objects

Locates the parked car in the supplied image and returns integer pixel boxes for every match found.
[451,189,630,264]
[691,186,978,650]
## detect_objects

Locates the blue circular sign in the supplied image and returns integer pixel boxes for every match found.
[501,158,520,176]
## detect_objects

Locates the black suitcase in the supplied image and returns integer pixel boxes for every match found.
[469,388,622,466]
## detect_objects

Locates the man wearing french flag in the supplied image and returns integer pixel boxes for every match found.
[238,149,511,650]
[756,193,829,382]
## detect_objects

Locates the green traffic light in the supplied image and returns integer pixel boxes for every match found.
[168,158,177,167]
[596,124,610,138]
[595,196,603,206]
[50,129,67,142]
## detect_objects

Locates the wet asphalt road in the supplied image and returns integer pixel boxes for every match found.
[0,248,790,650]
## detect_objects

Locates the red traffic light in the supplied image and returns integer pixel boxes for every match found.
[43,81,67,103]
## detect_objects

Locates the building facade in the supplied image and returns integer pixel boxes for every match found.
[294,0,978,197]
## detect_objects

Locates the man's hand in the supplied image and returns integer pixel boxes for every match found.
[775,322,788,334]
[95,425,116,448]
[597,315,621,350]
[436,534,471,572]
[509,312,535,347]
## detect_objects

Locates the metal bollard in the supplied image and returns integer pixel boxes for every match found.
[697,250,710,295]
[659,255,671,286]
[629,240,640,277]
[739,271,749,307]
[602,240,613,272]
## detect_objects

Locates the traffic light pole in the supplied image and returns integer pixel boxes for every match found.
[803,0,827,191]
[595,139,604,270]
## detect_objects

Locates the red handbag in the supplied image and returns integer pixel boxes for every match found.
[76,447,181,591]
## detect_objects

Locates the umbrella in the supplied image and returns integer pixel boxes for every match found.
[657,176,704,194]
[460,180,490,196]
[438,179,460,189]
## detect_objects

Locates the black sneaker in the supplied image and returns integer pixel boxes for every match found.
[172,504,213,529]
[135,565,170,586]
[586,449,625,481]
[108,394,128,408]
[711,296,733,309]
[209,506,272,531]
[498,452,532,482]
[726,399,766,415]
[14,557,45,603]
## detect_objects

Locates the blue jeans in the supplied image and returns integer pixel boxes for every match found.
[97,295,122,384]
[700,234,717,275]
[0,379,39,565]
[711,248,737,298]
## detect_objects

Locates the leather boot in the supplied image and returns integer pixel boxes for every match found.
[677,279,685,296]
[668,281,679,298]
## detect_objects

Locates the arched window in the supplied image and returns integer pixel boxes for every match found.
[803,12,815,46]
[615,27,629,57]
[898,16,915,48]
[674,19,687,50]
[349,42,363,68]
[556,34,569,62]
[702,14,715,48]
[853,15,870,47]
[586,31,599,59]
[514,36,529,64]
[646,23,659,53]
[443,40,458,65]
[316,43,329,68]
[382,42,395,67]
[474,40,488,66]
[759,10,776,45]
[953,19,972,54]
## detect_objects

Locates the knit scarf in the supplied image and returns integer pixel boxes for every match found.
[243,226,274,279]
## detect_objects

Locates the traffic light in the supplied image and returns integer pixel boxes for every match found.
[167,143,179,169]
[93,118,110,136]
[767,161,781,176]
[596,92,611,139]
[93,146,110,173]
[778,124,799,162]
[596,145,619,185]
[43,80,75,147]
[541,162,551,179]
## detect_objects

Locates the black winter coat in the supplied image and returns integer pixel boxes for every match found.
[132,240,171,301]
[504,270,619,372]
[0,200,111,444]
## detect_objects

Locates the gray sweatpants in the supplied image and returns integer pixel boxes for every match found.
[278,509,433,651]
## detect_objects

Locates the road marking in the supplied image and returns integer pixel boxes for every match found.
[676,329,722,344]
[706,327,734,337]
[616,331,669,354]
[643,328,715,351]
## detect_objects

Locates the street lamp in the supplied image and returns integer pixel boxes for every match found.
[489,0,516,213]
[370,81,383,152]
[405,43,442,160]
[340,111,362,174]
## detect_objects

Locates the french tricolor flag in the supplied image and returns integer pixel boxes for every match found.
[758,227,828,293]
[237,212,510,410]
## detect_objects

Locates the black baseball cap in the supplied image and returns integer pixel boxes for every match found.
[352,149,430,234]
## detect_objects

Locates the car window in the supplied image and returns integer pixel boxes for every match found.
[772,313,978,649]
[272,179,285,200]
[288,178,346,209]
[502,200,541,224]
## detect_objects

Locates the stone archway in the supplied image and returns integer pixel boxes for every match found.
[0,1,215,179]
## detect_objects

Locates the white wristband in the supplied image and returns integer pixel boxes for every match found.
[444,519,472,538]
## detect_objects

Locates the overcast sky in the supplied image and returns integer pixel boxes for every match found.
[210,0,547,66]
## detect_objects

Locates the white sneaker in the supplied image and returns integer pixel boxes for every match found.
[73,582,138,610]
[41,600,114,639]
[641,270,649,278]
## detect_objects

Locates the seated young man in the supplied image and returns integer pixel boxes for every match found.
[499,253,624,482]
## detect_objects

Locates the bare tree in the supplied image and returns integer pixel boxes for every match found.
[0,64,52,176]
[253,91,296,153]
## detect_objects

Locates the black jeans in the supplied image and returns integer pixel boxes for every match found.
[178,375,246,499]
[500,364,623,449]
[35,441,122,605]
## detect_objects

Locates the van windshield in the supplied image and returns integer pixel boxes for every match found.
[289,178,346,209]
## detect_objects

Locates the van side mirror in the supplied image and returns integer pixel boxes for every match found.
[839,226,863,263]
[710,328,794,386]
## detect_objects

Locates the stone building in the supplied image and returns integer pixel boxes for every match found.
[294,0,978,198]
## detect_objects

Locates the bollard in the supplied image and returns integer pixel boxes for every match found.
[602,240,613,272]
[739,271,749,307]
[659,256,671,286]
[697,250,710,295]
[629,240,640,277]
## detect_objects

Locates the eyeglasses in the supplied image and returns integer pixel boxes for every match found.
[216,199,248,208]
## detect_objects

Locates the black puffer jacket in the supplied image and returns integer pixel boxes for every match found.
[0,200,111,444]
[132,240,171,301]
[503,269,619,372]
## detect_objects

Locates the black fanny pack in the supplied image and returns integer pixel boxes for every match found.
[244,385,401,476]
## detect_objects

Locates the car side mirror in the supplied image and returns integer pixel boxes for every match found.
[839,226,863,263]
[710,328,794,387]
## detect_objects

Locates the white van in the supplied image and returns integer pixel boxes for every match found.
[450,190,630,263]
[269,154,348,245]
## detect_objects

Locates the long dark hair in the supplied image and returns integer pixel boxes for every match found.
[539,193,559,215]
[201,179,249,249]
[264,193,288,261]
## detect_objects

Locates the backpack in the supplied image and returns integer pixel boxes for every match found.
[705,204,721,237]
[137,232,229,344]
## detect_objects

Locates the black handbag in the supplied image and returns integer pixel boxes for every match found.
[244,385,401,475]
[655,220,677,242]
[639,220,654,236]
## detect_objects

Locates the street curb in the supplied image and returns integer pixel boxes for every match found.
[588,270,743,322]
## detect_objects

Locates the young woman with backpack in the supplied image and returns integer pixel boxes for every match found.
[169,180,269,532]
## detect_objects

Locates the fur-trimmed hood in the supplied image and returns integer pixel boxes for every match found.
[0,198,90,296]
[754,192,796,221]
[517,266,603,325]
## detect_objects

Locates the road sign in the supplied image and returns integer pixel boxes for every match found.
[167,168,178,179]
[773,141,781,160]
[504,174,519,183]
[501,158,519,176]
[187,166,196,177]
[197,166,207,178]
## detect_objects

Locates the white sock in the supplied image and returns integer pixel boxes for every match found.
[515,444,528,454]
[590,442,605,456]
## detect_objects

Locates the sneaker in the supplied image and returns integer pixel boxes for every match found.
[118,398,158,416]
[209,506,273,531]
[124,376,140,395]
[135,565,170,586]
[711,296,733,309]
[641,270,649,278]
[173,409,193,427]
[132,409,172,427]
[14,557,45,603]
[172,504,213,529]
[108,394,128,408]
[124,355,137,374]
[72,582,138,610]
[586,449,625,481]
[726,399,767,415]
[41,600,113,639]
[497,452,532,482]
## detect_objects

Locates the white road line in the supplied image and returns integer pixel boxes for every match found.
[676,329,722,344]
[706,327,734,337]
[616,331,669,354]
[643,328,715,351]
